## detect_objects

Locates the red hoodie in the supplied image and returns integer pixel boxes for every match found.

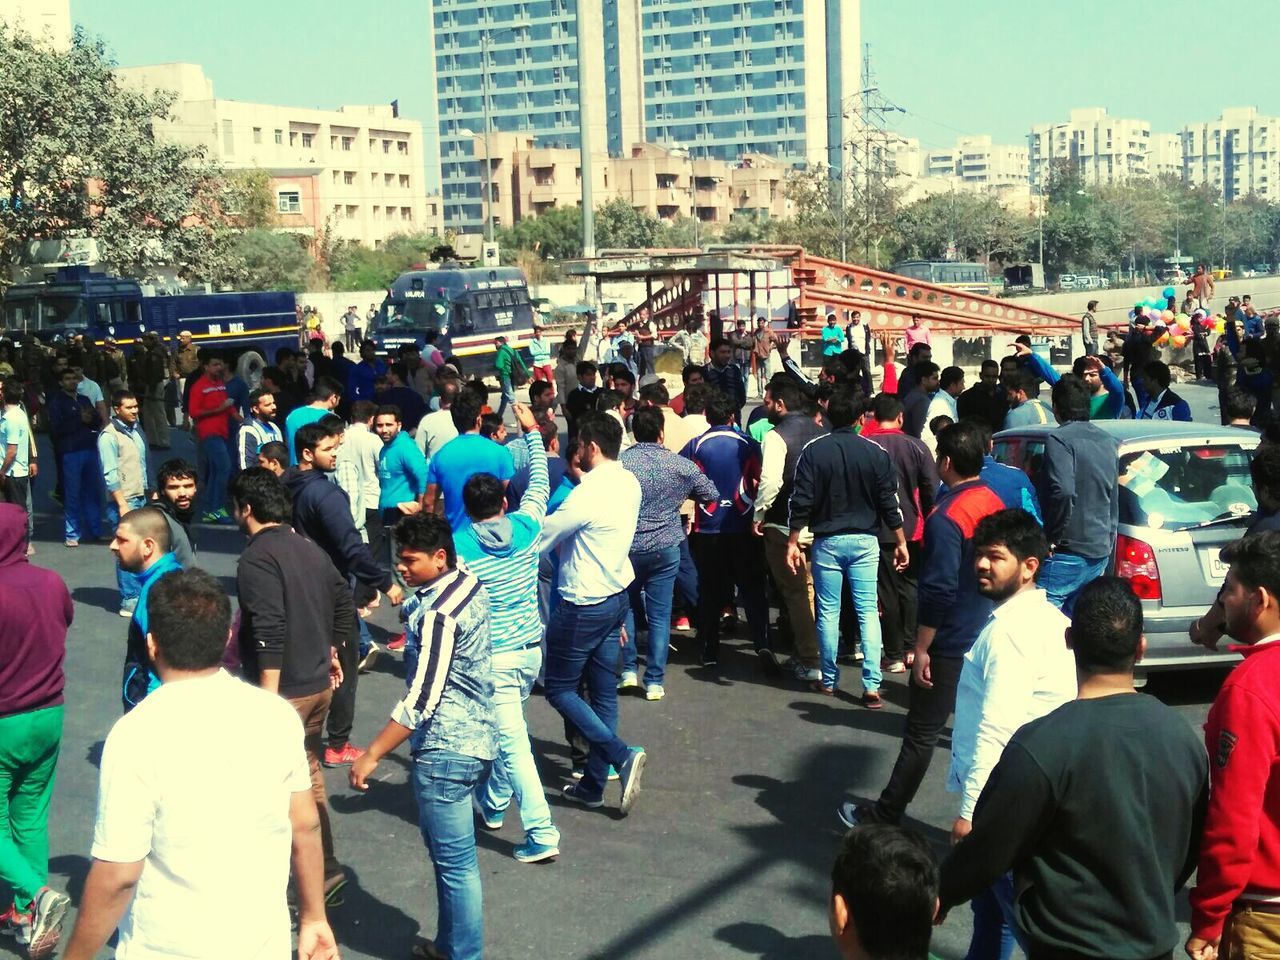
[0,503,72,718]
[1191,638,1280,939]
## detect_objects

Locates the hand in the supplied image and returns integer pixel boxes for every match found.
[911,649,933,689]
[349,753,379,791]
[396,501,422,515]
[751,520,764,537]
[329,647,344,690]
[950,817,972,846]
[785,541,804,575]
[619,624,628,648]
[893,543,910,572]
[297,919,341,960]
[386,583,405,606]
[1012,342,1031,358]
[28,461,37,479]
[1185,936,1218,960]
[512,402,537,434]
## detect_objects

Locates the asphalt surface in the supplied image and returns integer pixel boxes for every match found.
[23,383,1233,960]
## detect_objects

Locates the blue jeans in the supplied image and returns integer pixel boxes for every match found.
[673,535,699,611]
[543,590,633,801]
[497,376,517,421]
[965,873,1020,960]
[413,749,490,960]
[621,545,681,686]
[812,532,882,691]
[1039,552,1109,615]
[475,646,559,846]
[198,435,230,515]
[108,496,147,603]
[60,448,102,542]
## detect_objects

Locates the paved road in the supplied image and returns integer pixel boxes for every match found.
[24,387,1232,960]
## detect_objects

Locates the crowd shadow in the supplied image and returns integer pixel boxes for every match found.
[327,866,421,959]
[48,853,91,903]
[715,921,836,959]
[85,739,105,769]
[70,586,120,614]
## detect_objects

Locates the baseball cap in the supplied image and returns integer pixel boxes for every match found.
[178,330,193,338]
[639,373,665,388]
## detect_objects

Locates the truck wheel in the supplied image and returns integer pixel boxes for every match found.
[236,350,266,391]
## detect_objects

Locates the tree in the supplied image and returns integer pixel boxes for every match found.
[0,27,231,281]
[594,197,660,249]
[228,229,315,292]
[220,169,277,230]
[497,205,581,262]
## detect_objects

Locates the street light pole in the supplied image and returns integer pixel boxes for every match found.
[575,0,594,262]
[480,32,494,243]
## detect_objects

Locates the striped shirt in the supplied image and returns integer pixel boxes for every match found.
[393,568,497,759]
[328,458,364,533]
[237,417,282,471]
[454,432,548,653]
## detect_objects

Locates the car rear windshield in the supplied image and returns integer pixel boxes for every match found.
[1119,444,1256,531]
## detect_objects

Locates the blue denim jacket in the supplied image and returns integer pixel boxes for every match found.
[395,568,497,760]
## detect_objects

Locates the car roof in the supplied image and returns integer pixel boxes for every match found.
[995,420,1261,446]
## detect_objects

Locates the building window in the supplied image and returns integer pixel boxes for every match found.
[383,139,392,153]
[289,131,298,146]
[330,135,338,150]
[346,204,358,218]
[344,171,355,185]
[397,141,409,154]
[253,127,262,144]
[342,136,354,151]
[277,191,302,214]
[274,129,284,145]
[385,173,394,185]
[301,132,314,148]
[399,174,410,188]
[401,206,413,220]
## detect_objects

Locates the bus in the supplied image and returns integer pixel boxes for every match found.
[890,259,994,295]
[368,264,534,377]
[0,266,297,364]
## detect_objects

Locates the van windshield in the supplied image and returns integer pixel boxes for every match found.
[375,298,449,331]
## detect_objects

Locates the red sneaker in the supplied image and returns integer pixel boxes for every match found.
[386,633,407,652]
[323,743,366,768]
[671,616,691,632]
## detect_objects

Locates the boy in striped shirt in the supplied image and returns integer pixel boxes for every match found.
[453,402,560,863]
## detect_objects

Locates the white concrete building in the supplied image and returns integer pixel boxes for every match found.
[1028,108,1152,188]
[1181,107,1280,202]
[923,135,1028,186]
[0,0,69,46]
[1150,133,1184,180]
[115,63,442,246]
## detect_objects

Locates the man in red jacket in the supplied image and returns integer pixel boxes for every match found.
[1189,530,1280,960]
[0,499,74,956]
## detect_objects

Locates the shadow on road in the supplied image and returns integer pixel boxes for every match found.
[716,921,835,959]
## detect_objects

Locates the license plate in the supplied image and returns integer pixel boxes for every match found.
[1204,552,1229,580]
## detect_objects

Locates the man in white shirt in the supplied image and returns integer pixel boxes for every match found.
[947,508,1075,957]
[922,366,964,454]
[540,412,648,815]
[0,378,35,544]
[345,400,385,539]
[63,568,337,960]
[415,375,460,462]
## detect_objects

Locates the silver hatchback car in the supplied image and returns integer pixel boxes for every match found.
[993,420,1260,676]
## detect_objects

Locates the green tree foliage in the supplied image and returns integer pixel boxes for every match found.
[229,229,315,292]
[594,197,661,249]
[497,205,582,262]
[327,231,447,291]
[0,26,231,280]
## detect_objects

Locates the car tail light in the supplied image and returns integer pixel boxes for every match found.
[1115,534,1161,601]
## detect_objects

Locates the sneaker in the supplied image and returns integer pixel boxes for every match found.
[570,765,619,781]
[118,599,138,618]
[789,660,822,683]
[561,782,604,809]
[386,633,407,652]
[473,795,504,831]
[810,680,835,696]
[757,648,781,675]
[213,509,236,526]
[618,746,647,815]
[862,690,883,710]
[1,905,31,944]
[672,615,691,632]
[645,683,665,701]
[26,887,69,959]
[886,660,907,674]
[617,670,639,691]
[323,872,347,907]
[836,801,883,830]
[357,642,381,674]
[63,539,78,548]
[513,840,560,863]
[322,743,366,768]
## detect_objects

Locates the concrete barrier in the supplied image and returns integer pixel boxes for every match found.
[1011,275,1280,330]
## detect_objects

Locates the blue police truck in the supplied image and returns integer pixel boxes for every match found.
[0,266,298,364]
[368,264,535,377]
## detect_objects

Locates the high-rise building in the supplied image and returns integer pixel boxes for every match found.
[0,0,70,47]
[115,64,441,247]
[1028,108,1152,188]
[1181,107,1280,202]
[923,136,1028,186]
[430,0,860,231]
[1149,133,1184,180]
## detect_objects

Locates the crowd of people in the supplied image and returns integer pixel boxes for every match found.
[2,298,1280,960]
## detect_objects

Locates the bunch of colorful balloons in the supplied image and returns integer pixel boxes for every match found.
[1125,286,1228,350]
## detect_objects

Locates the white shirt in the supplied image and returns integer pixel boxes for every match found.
[92,670,310,960]
[0,404,31,478]
[540,459,641,604]
[947,588,1076,820]
[77,377,104,407]
[921,390,959,454]
[416,407,459,462]
[345,422,383,512]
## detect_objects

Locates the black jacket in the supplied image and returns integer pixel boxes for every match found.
[789,427,904,538]
[237,524,356,699]
[282,467,391,592]
[1038,420,1119,558]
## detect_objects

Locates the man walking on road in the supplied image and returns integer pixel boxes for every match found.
[493,335,529,424]
[231,468,354,905]
[113,508,183,712]
[46,366,102,547]
[540,412,648,815]
[0,500,74,958]
[63,569,338,960]
[1081,300,1099,357]
[186,352,238,523]
[236,388,283,472]
[98,391,150,617]
[788,389,908,706]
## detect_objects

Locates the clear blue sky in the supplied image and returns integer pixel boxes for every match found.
[72,0,1280,166]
